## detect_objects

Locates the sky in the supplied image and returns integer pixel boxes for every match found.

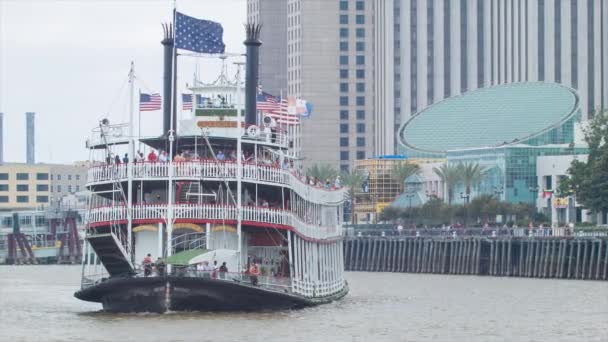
[0,0,246,164]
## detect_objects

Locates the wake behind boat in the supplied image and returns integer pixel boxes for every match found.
[74,13,348,312]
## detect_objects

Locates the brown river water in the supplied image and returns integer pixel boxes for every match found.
[0,265,606,342]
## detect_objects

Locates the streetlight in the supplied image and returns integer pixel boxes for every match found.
[405,190,415,228]
[460,192,470,228]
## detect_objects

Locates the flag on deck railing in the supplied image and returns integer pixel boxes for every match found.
[139,93,162,111]
[182,94,193,111]
[265,97,300,126]
[175,12,225,54]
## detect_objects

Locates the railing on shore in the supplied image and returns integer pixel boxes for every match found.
[86,161,346,205]
[345,227,608,238]
[87,204,341,241]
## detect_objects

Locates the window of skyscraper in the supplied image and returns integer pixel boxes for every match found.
[340,124,349,133]
[340,1,348,10]
[356,42,365,51]
[340,137,349,147]
[36,196,49,203]
[17,196,29,203]
[340,55,349,65]
[17,184,29,192]
[356,83,365,92]
[340,41,348,51]
[0,173,7,180]
[356,123,365,133]
[356,70,365,79]
[340,14,348,24]
[356,28,365,38]
[356,15,364,24]
[340,83,349,92]
[356,1,364,10]
[356,97,365,106]
[356,151,365,160]
[340,110,349,120]
[340,69,349,78]
[16,173,29,180]
[340,28,348,38]
[356,110,365,119]
[356,137,365,147]
[356,55,365,65]
[340,151,349,161]
[36,184,49,192]
[0,184,8,191]
[340,96,349,106]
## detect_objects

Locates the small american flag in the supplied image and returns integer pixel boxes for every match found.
[256,92,280,112]
[139,93,161,111]
[259,94,299,126]
[182,94,193,111]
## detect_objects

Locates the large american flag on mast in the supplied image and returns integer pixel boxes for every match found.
[139,93,162,111]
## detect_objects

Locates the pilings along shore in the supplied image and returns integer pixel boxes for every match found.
[343,237,608,280]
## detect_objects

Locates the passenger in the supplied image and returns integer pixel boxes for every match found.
[143,253,153,277]
[249,262,260,286]
[212,260,218,279]
[216,151,225,161]
[123,153,129,164]
[219,262,228,279]
[159,150,168,162]
[147,150,158,162]
[155,257,165,277]
[114,154,121,165]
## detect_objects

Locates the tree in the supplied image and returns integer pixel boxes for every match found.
[433,164,461,205]
[341,169,366,224]
[457,162,487,198]
[564,110,608,216]
[391,162,420,193]
[306,164,337,182]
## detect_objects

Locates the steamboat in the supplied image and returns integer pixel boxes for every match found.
[74,20,348,312]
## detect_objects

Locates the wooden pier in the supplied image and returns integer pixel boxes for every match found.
[343,237,608,280]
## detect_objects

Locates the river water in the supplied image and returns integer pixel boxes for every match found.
[0,266,606,342]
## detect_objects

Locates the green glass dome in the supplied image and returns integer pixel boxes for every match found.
[399,82,580,154]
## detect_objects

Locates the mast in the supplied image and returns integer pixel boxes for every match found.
[166,7,177,266]
[235,62,244,272]
[127,61,135,260]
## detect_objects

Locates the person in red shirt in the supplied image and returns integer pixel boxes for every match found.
[147,150,158,162]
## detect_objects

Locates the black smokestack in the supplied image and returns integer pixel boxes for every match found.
[244,23,262,126]
[161,23,174,136]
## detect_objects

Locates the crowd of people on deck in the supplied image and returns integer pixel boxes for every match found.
[98,146,343,191]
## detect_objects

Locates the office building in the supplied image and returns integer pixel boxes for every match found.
[391,0,607,156]
[0,162,88,210]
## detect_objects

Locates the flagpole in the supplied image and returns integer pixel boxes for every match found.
[127,61,135,262]
[138,89,142,151]
[166,5,177,269]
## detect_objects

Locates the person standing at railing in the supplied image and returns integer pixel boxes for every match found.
[147,150,158,162]
[143,253,153,277]
[155,257,165,277]
[249,262,260,286]
[219,262,228,279]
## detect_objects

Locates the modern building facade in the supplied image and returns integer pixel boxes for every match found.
[0,163,88,210]
[391,0,607,139]
[249,0,375,170]
[535,154,599,225]
[246,0,288,96]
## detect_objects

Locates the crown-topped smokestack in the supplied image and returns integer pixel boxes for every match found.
[161,23,175,136]
[244,23,262,126]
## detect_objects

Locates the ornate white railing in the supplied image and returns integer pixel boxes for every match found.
[87,204,341,240]
[87,162,347,205]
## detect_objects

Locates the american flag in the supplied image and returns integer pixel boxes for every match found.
[182,94,193,111]
[139,93,161,111]
[258,94,299,125]
[175,12,225,54]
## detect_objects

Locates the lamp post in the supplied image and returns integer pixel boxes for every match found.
[460,192,470,228]
[405,191,415,228]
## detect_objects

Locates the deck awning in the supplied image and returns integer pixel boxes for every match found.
[165,248,208,266]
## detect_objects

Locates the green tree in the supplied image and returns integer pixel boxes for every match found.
[306,164,337,182]
[563,110,608,217]
[457,162,487,198]
[433,164,461,205]
[391,162,420,193]
[340,169,367,224]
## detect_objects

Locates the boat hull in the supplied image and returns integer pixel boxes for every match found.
[74,276,348,313]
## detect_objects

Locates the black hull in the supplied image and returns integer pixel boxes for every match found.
[74,276,348,313]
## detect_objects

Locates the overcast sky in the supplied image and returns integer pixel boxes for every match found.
[0,0,246,164]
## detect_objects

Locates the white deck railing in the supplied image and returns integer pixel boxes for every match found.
[87,204,341,241]
[87,162,346,205]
